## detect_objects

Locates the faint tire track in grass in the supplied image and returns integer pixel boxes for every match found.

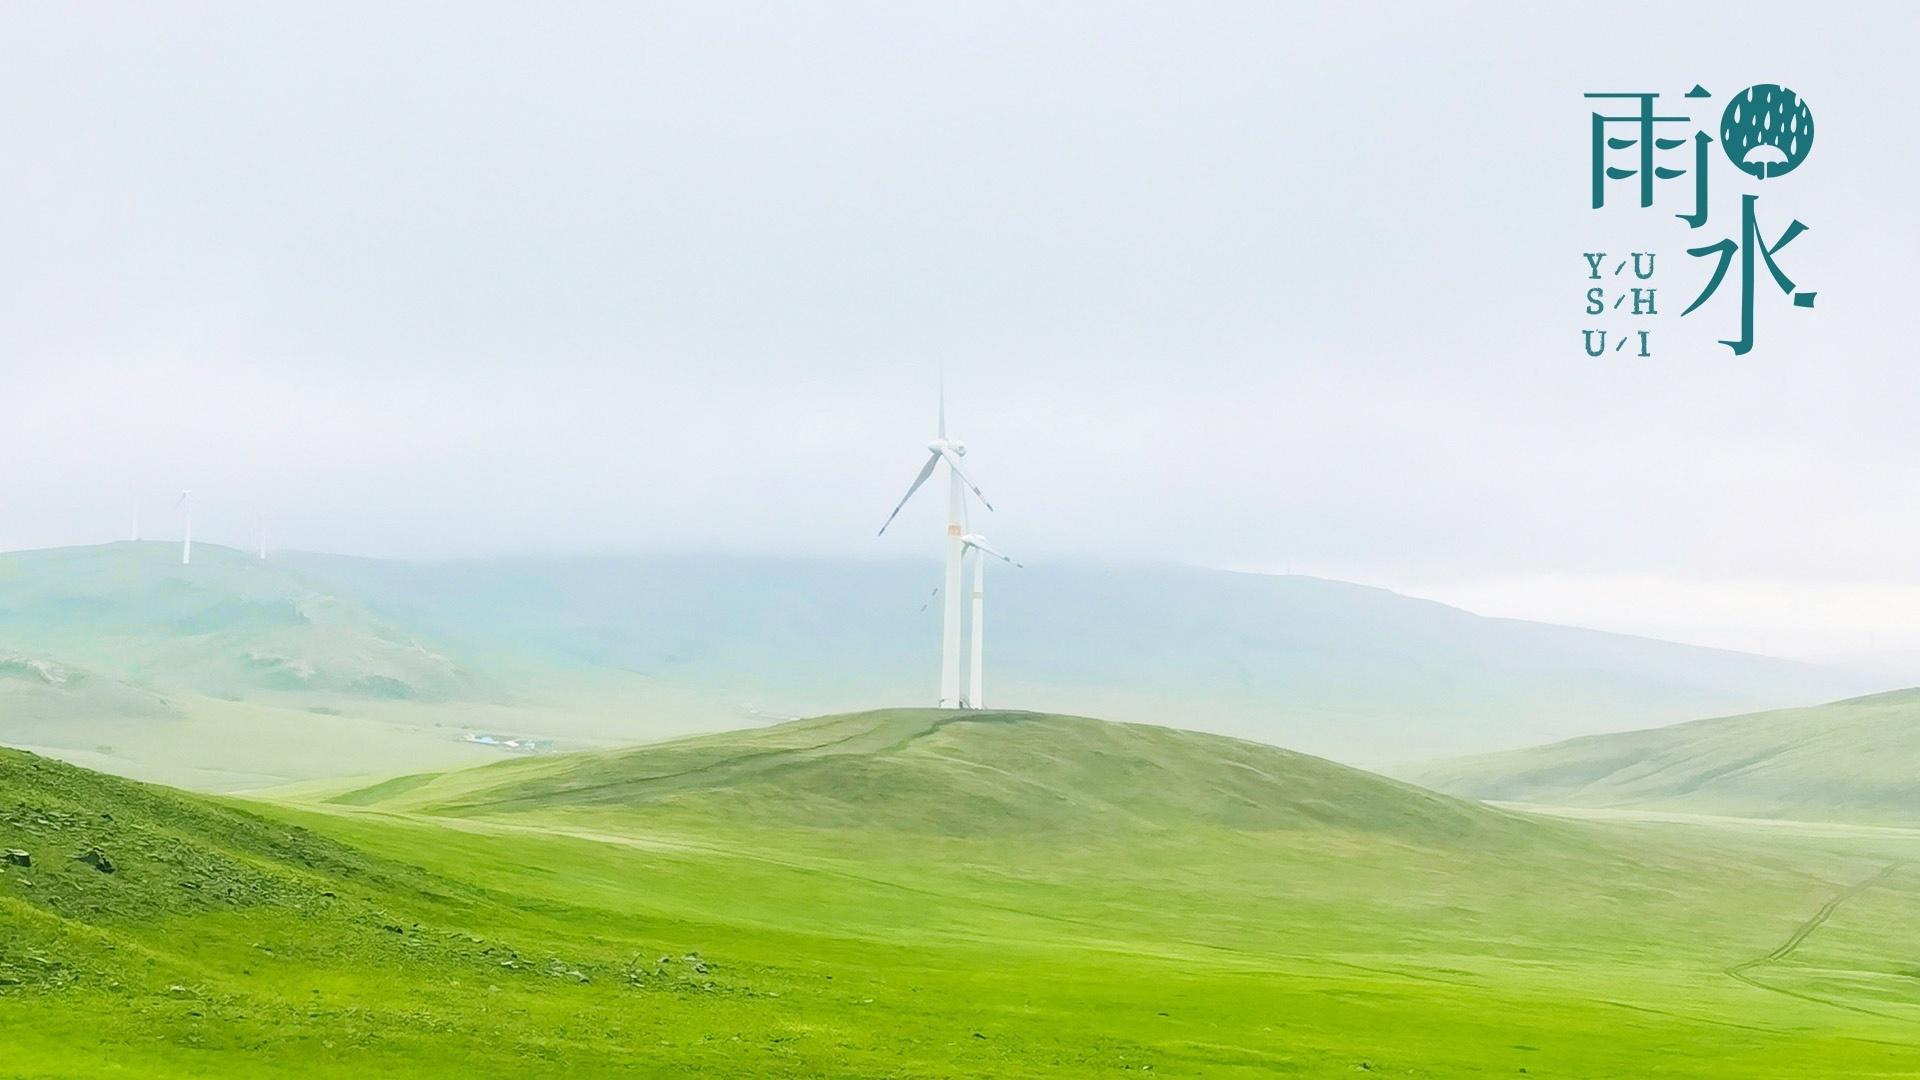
[1726,861,1911,1023]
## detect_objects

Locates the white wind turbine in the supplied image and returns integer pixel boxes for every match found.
[960,530,1020,709]
[877,386,994,708]
[176,490,192,565]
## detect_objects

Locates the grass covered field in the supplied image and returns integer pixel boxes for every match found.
[5,709,1920,1076]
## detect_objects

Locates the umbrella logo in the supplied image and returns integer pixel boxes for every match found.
[1720,85,1814,180]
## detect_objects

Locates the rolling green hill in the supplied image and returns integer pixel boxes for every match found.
[1403,688,1920,823]
[9,709,1920,1076]
[317,708,1514,844]
[0,742,533,1002]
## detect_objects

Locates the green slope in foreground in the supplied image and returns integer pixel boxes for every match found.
[1404,688,1920,824]
[6,709,1920,1077]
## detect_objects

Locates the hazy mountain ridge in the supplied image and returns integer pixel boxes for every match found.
[275,549,1878,760]
[0,544,701,790]
[0,542,1886,789]
[0,542,470,701]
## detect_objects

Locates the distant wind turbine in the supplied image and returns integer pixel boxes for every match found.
[176,490,192,565]
[256,512,268,560]
[877,382,995,709]
[961,532,1020,709]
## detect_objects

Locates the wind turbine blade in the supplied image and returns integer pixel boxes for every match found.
[174,490,190,509]
[936,447,993,511]
[877,452,940,536]
[966,537,1021,567]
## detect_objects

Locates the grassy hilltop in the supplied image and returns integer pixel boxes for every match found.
[6,709,1920,1077]
[1405,688,1920,824]
[313,708,1506,841]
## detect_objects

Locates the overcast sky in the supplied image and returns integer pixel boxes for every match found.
[4,2,1918,658]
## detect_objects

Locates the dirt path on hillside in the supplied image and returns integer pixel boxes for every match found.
[1725,861,1911,1021]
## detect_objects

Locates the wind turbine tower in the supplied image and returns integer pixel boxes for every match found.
[961,533,1020,709]
[939,428,965,707]
[177,490,193,565]
[878,388,995,709]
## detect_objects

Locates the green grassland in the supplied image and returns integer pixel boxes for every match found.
[1404,688,1920,823]
[6,709,1920,1077]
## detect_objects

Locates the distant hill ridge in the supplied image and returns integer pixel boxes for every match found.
[1403,687,1920,823]
[271,547,1878,760]
[0,542,1888,788]
[0,541,468,701]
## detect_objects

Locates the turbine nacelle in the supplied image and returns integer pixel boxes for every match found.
[878,435,993,537]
